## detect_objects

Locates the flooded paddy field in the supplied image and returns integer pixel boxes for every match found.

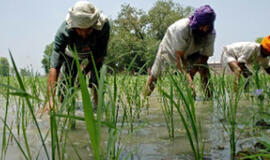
[1,71,270,160]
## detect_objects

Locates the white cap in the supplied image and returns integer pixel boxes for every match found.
[65,1,107,30]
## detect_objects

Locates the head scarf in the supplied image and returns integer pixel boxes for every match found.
[189,5,216,33]
[66,1,108,30]
[261,35,270,52]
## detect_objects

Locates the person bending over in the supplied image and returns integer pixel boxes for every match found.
[45,1,110,111]
[144,5,216,98]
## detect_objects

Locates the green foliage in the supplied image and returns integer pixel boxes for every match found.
[20,67,32,77]
[106,4,151,73]
[256,37,263,43]
[41,42,54,74]
[2,54,270,159]
[146,0,193,40]
[105,0,193,73]
[0,57,10,76]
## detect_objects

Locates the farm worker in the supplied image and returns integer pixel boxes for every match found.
[144,5,216,98]
[45,1,110,111]
[221,35,270,90]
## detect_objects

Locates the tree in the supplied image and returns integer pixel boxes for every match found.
[256,37,263,43]
[106,4,150,73]
[106,1,193,73]
[41,42,54,74]
[115,4,147,40]
[146,0,193,40]
[0,57,9,76]
[20,67,32,77]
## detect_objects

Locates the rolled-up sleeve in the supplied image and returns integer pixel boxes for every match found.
[50,22,68,69]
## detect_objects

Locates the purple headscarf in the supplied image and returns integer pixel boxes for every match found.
[189,5,216,33]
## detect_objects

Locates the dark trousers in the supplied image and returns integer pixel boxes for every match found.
[186,52,213,97]
[58,56,101,102]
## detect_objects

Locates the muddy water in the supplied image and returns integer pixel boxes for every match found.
[0,95,265,160]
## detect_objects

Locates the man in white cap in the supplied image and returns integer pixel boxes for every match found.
[144,5,216,98]
[46,1,110,111]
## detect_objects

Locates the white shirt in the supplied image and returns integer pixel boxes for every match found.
[222,42,270,68]
[160,18,215,60]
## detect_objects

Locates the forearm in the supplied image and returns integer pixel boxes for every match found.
[234,64,242,80]
[175,51,185,73]
[238,63,252,78]
[47,68,60,98]
[143,74,157,97]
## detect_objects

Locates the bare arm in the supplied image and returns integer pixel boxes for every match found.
[143,74,157,97]
[229,61,242,79]
[48,68,60,98]
[40,67,61,112]
[175,50,186,73]
[238,62,252,78]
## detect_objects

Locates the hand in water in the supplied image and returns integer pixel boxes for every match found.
[37,99,54,115]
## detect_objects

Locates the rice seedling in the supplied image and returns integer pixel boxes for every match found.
[243,136,270,159]
[9,51,50,159]
[227,87,243,160]
[72,49,132,159]
[116,55,146,133]
[2,49,270,160]
[0,49,135,160]
[158,82,175,139]
[159,71,205,159]
[1,71,10,160]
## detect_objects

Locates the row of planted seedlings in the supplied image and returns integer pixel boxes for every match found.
[2,51,270,159]
[157,68,205,159]
[156,63,270,160]
[247,68,270,159]
[212,71,245,160]
[0,52,50,160]
[0,51,144,160]
[211,66,270,159]
[113,55,150,134]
